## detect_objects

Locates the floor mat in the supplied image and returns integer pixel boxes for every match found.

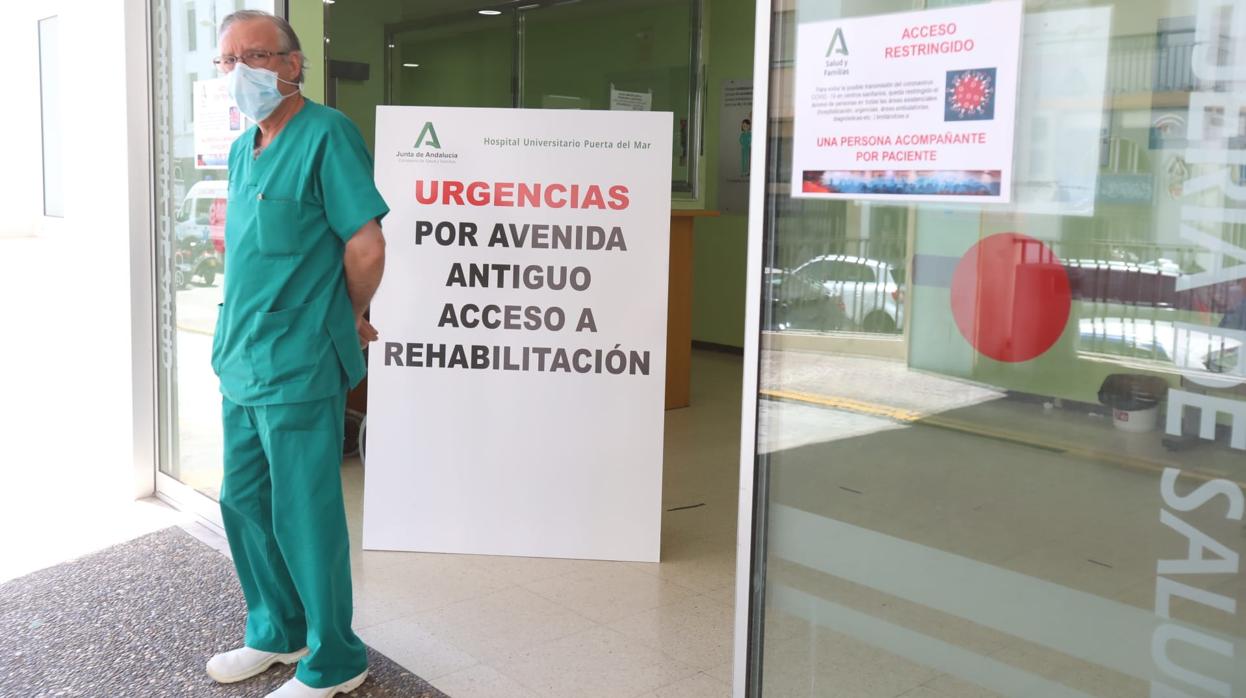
[0,526,450,697]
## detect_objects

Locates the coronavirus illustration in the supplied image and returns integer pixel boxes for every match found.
[945,68,997,121]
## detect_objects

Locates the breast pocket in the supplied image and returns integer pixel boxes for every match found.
[255,196,315,256]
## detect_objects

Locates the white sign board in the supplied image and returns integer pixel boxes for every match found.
[365,106,672,562]
[791,2,1023,203]
[192,78,246,170]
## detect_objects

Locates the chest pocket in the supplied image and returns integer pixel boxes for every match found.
[255,196,321,256]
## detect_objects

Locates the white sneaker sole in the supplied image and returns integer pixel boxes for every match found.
[207,648,309,684]
[331,670,369,695]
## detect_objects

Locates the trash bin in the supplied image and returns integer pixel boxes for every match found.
[1098,374,1169,433]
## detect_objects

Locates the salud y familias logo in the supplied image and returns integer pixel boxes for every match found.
[415,122,442,149]
[825,27,849,56]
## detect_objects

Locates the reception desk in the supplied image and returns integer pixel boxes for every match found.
[666,209,719,410]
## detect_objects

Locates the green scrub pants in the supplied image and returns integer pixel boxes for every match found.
[219,390,367,688]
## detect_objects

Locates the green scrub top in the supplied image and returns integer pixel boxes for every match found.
[211,100,389,406]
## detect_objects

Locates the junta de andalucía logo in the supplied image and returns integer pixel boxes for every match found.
[415,121,442,149]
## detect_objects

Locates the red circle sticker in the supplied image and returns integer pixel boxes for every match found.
[950,232,1072,363]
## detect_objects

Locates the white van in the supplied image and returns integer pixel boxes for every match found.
[173,179,227,287]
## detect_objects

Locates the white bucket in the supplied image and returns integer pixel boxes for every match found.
[1113,405,1158,433]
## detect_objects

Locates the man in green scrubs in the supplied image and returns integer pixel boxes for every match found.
[204,11,386,698]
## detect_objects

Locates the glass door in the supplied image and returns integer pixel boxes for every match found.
[152,0,275,516]
[746,0,1246,695]
[520,0,702,192]
[336,0,702,194]
[385,12,515,110]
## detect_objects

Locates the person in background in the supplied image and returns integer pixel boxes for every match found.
[204,10,386,697]
[739,117,752,177]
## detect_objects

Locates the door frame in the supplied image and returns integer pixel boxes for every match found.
[128,0,158,502]
[731,0,773,696]
[149,0,282,533]
[156,471,225,528]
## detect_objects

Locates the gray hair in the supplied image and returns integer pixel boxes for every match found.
[219,10,306,82]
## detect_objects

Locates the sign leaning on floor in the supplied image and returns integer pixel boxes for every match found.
[365,106,672,562]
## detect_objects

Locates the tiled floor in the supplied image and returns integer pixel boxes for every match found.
[341,350,745,698]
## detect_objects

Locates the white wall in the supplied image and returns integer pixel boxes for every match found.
[0,0,154,543]
[1,3,47,239]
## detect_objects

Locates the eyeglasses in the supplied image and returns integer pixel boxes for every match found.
[212,50,290,70]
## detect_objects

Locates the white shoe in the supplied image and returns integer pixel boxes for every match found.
[205,646,309,684]
[265,670,368,697]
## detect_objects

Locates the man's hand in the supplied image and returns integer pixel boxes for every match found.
[356,314,379,349]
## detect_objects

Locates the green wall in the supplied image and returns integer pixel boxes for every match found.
[288,0,325,103]
[691,0,753,348]
[297,0,407,151]
[523,1,696,184]
[396,25,512,108]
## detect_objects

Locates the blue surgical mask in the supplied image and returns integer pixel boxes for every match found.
[227,62,299,123]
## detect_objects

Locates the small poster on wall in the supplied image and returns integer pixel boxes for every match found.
[192,77,246,170]
[610,84,653,111]
[718,79,753,214]
[790,1,1023,203]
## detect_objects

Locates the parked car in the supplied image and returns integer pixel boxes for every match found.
[766,267,850,332]
[1064,257,1241,314]
[1079,316,1242,374]
[786,254,905,332]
